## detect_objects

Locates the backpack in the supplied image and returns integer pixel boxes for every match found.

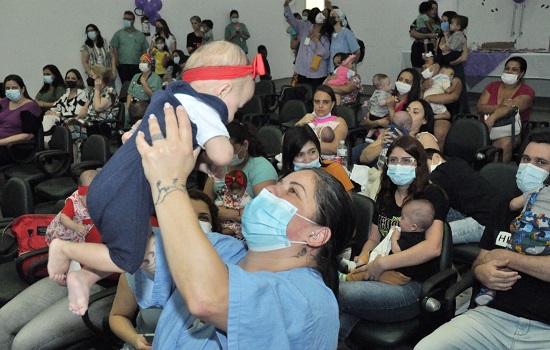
[356,39,366,63]
[4,214,55,283]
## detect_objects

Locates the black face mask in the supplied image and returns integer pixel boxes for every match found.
[66,81,77,88]
[328,17,338,26]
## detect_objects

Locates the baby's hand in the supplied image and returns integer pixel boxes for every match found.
[390,226,401,241]
[75,224,88,237]
[204,164,226,183]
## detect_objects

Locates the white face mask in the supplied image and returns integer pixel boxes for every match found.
[139,63,150,72]
[430,158,441,173]
[315,13,326,24]
[199,221,212,234]
[230,147,246,166]
[395,81,411,95]
[421,68,433,79]
[501,73,518,86]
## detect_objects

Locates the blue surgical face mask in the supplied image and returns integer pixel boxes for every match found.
[294,158,321,171]
[387,164,417,186]
[231,18,239,24]
[173,56,180,64]
[441,22,450,32]
[43,75,53,84]
[5,89,22,102]
[124,19,132,29]
[242,189,320,252]
[87,31,97,41]
[516,163,549,193]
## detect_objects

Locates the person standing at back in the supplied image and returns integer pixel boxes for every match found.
[111,11,149,85]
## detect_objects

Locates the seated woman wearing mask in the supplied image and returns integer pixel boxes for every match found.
[126,54,162,115]
[339,136,448,343]
[280,124,354,195]
[477,56,535,162]
[109,190,219,350]
[132,105,355,348]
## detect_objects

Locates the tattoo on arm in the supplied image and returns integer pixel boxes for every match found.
[294,247,308,258]
[154,178,187,204]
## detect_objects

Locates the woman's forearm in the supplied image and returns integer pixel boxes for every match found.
[360,139,382,164]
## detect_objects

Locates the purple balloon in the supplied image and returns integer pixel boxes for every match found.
[144,2,156,17]
[513,0,525,3]
[151,0,163,12]
[135,0,147,10]
[149,12,161,25]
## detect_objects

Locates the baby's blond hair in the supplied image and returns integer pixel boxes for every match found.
[184,41,250,89]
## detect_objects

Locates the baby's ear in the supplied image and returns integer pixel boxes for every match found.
[411,223,418,231]
[217,82,233,100]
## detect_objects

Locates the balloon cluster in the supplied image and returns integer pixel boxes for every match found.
[513,0,526,3]
[135,0,163,24]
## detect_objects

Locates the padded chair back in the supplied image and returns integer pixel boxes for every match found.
[279,100,307,125]
[48,126,72,154]
[0,178,34,218]
[440,222,453,270]
[350,193,375,258]
[255,80,278,113]
[257,125,283,159]
[81,135,110,164]
[335,105,357,129]
[236,96,263,120]
[444,118,490,163]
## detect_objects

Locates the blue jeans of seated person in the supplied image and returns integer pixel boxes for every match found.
[338,280,422,340]
[446,207,486,244]
[0,278,111,350]
[414,306,550,350]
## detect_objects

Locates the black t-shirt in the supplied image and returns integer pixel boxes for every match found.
[430,157,502,228]
[394,232,440,282]
[374,185,449,282]
[186,32,202,52]
[479,229,550,325]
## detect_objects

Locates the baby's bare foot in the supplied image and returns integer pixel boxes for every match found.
[47,239,71,283]
[67,270,91,316]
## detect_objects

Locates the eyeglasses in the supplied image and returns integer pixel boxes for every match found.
[388,157,416,166]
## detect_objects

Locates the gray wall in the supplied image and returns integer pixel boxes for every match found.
[1,0,547,97]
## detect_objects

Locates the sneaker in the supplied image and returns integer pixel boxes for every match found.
[455,287,472,316]
[474,287,496,306]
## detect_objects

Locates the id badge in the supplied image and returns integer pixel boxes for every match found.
[304,37,311,45]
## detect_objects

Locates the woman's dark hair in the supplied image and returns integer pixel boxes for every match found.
[171,50,188,78]
[39,65,66,94]
[377,136,430,210]
[314,85,337,115]
[308,168,355,297]
[156,19,173,37]
[441,11,457,22]
[190,15,201,23]
[188,189,221,233]
[84,24,105,48]
[280,125,322,178]
[307,7,320,25]
[414,99,435,134]
[419,1,432,14]
[394,68,421,110]
[226,122,267,158]
[230,9,239,17]
[3,74,33,100]
[65,69,85,89]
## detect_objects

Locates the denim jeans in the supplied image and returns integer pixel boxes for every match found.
[415,306,550,350]
[446,208,486,244]
[0,278,111,350]
[338,280,422,340]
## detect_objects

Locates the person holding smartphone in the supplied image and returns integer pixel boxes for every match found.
[224,10,250,54]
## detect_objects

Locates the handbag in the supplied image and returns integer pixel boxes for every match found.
[310,54,322,71]
[489,106,521,144]
[509,186,550,256]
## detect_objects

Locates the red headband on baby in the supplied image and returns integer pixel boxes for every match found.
[182,53,265,82]
[78,186,89,196]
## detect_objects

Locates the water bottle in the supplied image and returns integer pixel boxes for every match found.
[337,140,348,169]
